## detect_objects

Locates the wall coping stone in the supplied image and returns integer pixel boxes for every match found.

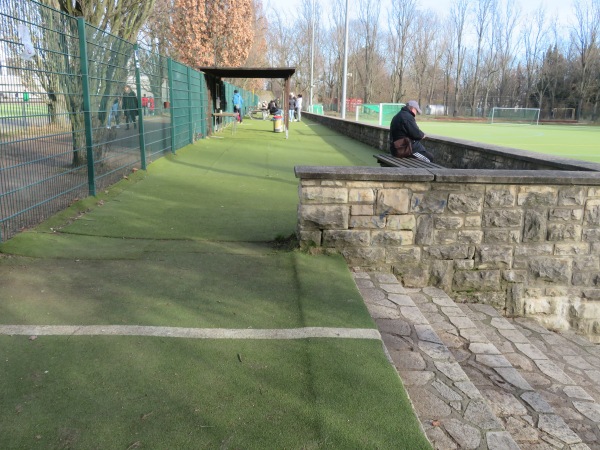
[294,166,434,181]
[295,166,600,185]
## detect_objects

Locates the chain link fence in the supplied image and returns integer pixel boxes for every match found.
[0,0,256,242]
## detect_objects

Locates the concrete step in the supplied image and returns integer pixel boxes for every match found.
[354,271,600,449]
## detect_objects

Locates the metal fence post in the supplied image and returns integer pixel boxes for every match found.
[134,44,147,170]
[77,17,96,196]
[167,57,176,154]
[187,66,193,144]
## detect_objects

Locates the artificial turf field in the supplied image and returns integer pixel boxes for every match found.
[417,121,600,163]
[0,119,432,449]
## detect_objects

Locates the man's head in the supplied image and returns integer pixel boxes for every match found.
[234,90,238,94]
[407,100,422,115]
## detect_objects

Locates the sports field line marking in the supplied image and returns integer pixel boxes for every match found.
[0,325,381,340]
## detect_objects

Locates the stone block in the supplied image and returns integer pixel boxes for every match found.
[299,205,349,230]
[410,191,448,213]
[430,260,454,290]
[507,284,525,316]
[482,209,522,228]
[484,230,519,244]
[465,215,482,227]
[376,189,410,215]
[528,258,571,284]
[585,199,600,225]
[301,187,348,204]
[547,223,582,241]
[582,289,600,300]
[554,242,589,256]
[371,230,413,246]
[522,209,546,242]
[517,186,558,207]
[455,260,475,270]
[348,188,375,203]
[513,243,554,257]
[346,181,383,188]
[589,187,600,197]
[453,270,501,291]
[434,230,458,245]
[475,245,513,269]
[435,216,463,229]
[395,264,430,288]
[349,215,385,229]
[503,270,527,283]
[386,214,416,230]
[424,245,473,260]
[459,230,484,244]
[448,192,483,214]
[549,208,583,222]
[583,228,600,242]
[351,204,374,216]
[323,230,370,248]
[341,247,385,266]
[572,272,591,286]
[558,187,585,206]
[485,186,516,207]
[415,215,434,245]
[385,246,421,264]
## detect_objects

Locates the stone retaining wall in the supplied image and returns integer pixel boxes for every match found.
[295,166,600,342]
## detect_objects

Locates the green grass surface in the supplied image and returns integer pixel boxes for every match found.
[0,119,431,448]
[1,337,428,449]
[421,121,600,163]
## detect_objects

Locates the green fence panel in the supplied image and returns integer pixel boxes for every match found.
[0,0,254,242]
[138,44,171,162]
[0,0,89,241]
[171,60,193,151]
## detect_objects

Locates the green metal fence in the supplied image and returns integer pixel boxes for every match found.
[0,0,255,242]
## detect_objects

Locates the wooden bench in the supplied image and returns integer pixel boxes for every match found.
[374,154,444,169]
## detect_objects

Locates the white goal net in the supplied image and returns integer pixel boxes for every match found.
[488,107,540,125]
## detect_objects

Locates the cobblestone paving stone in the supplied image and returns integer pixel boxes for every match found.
[353,271,600,450]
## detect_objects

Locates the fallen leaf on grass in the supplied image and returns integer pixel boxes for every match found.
[140,411,154,421]
[126,441,141,449]
[29,335,37,341]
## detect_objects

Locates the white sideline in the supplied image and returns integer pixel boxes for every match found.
[0,325,381,340]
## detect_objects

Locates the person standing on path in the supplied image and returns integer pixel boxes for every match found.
[295,94,303,122]
[389,100,434,162]
[288,95,296,122]
[232,90,243,123]
[122,85,139,130]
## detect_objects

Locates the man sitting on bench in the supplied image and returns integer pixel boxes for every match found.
[389,100,434,162]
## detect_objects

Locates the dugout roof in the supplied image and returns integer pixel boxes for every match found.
[199,67,296,133]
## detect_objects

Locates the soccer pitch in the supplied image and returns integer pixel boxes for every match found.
[420,122,600,164]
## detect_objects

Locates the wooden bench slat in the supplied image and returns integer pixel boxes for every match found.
[374,154,444,169]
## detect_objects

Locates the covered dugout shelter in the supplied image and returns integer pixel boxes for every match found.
[199,67,296,135]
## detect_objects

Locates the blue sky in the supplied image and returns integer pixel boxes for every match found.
[266,0,578,27]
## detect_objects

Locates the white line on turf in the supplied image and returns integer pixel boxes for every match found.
[0,325,381,340]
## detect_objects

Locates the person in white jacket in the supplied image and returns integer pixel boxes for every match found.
[295,94,303,122]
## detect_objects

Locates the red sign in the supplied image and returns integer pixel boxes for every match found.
[346,98,363,112]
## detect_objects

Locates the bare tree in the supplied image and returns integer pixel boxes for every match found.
[450,0,469,116]
[356,0,381,103]
[570,0,600,119]
[469,0,495,116]
[387,0,417,103]
[522,5,548,109]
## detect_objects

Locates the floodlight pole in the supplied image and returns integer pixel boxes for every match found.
[340,0,349,119]
[309,0,315,110]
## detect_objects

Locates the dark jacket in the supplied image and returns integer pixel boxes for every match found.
[122,91,138,114]
[389,105,425,145]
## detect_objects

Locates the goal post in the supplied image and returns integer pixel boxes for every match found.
[357,103,405,126]
[489,107,540,125]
